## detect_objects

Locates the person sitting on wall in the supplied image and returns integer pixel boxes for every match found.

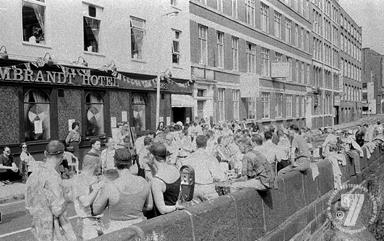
[0,147,20,185]
[230,137,275,191]
[182,135,226,203]
[148,143,184,215]
[93,148,153,234]
[279,124,311,175]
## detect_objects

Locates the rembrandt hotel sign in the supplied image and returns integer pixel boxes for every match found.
[0,66,157,90]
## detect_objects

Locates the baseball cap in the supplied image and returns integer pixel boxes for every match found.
[148,143,170,158]
[45,140,65,155]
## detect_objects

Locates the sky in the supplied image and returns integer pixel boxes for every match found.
[339,0,384,54]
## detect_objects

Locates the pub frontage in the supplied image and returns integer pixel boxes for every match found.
[0,59,193,158]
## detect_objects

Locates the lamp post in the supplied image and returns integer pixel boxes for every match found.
[154,9,179,129]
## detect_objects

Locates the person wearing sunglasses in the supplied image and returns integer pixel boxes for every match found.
[0,146,19,185]
[20,143,36,183]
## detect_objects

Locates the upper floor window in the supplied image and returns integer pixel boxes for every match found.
[24,89,51,141]
[130,16,146,59]
[172,30,181,64]
[285,19,292,43]
[217,32,224,68]
[261,93,270,119]
[198,25,208,65]
[232,37,239,71]
[84,4,102,53]
[260,3,269,33]
[274,11,281,39]
[217,0,223,12]
[261,48,270,77]
[246,42,256,73]
[232,90,240,120]
[23,0,46,44]
[246,0,256,27]
[231,0,238,19]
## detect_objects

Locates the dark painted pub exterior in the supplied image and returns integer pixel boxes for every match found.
[0,59,192,159]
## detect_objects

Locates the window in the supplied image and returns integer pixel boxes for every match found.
[274,11,281,38]
[305,31,309,52]
[130,16,146,59]
[217,32,224,68]
[261,93,270,119]
[172,30,181,64]
[198,25,208,65]
[22,0,46,44]
[233,90,240,120]
[275,52,283,62]
[260,3,269,33]
[295,96,300,117]
[261,48,270,76]
[294,24,299,46]
[247,98,256,119]
[300,28,304,49]
[276,93,283,117]
[218,88,225,121]
[232,37,239,70]
[301,96,305,117]
[286,95,292,117]
[24,89,51,141]
[301,62,305,84]
[85,92,104,136]
[197,89,206,97]
[132,95,146,131]
[246,0,256,26]
[246,42,256,73]
[84,5,102,53]
[232,0,238,18]
[217,0,223,12]
[285,19,292,43]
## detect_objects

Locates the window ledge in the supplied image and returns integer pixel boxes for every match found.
[131,58,147,64]
[22,41,52,49]
[172,65,184,70]
[83,51,106,57]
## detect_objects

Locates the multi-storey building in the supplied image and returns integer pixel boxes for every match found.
[339,4,363,123]
[309,0,341,128]
[0,0,192,154]
[362,48,384,115]
[190,0,312,127]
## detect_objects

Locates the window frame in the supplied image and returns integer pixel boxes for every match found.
[246,42,257,73]
[245,0,256,27]
[232,89,240,120]
[172,29,181,65]
[261,92,270,119]
[217,31,224,68]
[261,48,270,77]
[274,11,282,39]
[22,0,47,45]
[260,3,269,33]
[286,95,292,118]
[217,88,225,122]
[83,90,106,138]
[198,25,208,65]
[130,16,146,60]
[232,37,239,71]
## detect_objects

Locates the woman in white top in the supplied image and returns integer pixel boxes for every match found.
[20,143,36,182]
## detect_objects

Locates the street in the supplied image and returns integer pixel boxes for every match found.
[0,200,79,241]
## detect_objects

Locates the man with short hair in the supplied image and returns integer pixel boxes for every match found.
[231,137,274,191]
[101,137,116,172]
[26,140,76,241]
[0,147,19,184]
[182,135,226,203]
[83,138,102,173]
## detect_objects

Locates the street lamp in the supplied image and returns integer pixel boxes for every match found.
[154,9,179,128]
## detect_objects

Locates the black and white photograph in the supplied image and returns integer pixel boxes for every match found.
[0,0,384,240]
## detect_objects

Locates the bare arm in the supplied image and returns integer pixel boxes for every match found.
[92,183,111,215]
[143,186,153,211]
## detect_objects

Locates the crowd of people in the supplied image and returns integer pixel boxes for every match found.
[0,118,381,240]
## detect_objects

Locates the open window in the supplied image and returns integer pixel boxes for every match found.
[22,0,46,44]
[84,5,102,53]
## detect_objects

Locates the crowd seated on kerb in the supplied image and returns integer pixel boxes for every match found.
[22,118,384,240]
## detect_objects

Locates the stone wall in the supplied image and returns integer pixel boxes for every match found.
[91,147,384,241]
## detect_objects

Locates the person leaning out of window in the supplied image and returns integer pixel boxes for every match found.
[65,121,81,161]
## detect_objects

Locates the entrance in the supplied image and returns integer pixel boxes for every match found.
[334,106,339,125]
[172,107,192,124]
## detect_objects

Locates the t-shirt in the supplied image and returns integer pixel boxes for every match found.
[0,155,13,173]
[292,134,311,158]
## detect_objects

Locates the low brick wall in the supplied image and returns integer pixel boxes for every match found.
[92,147,384,241]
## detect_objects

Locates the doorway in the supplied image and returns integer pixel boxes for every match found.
[172,107,192,124]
